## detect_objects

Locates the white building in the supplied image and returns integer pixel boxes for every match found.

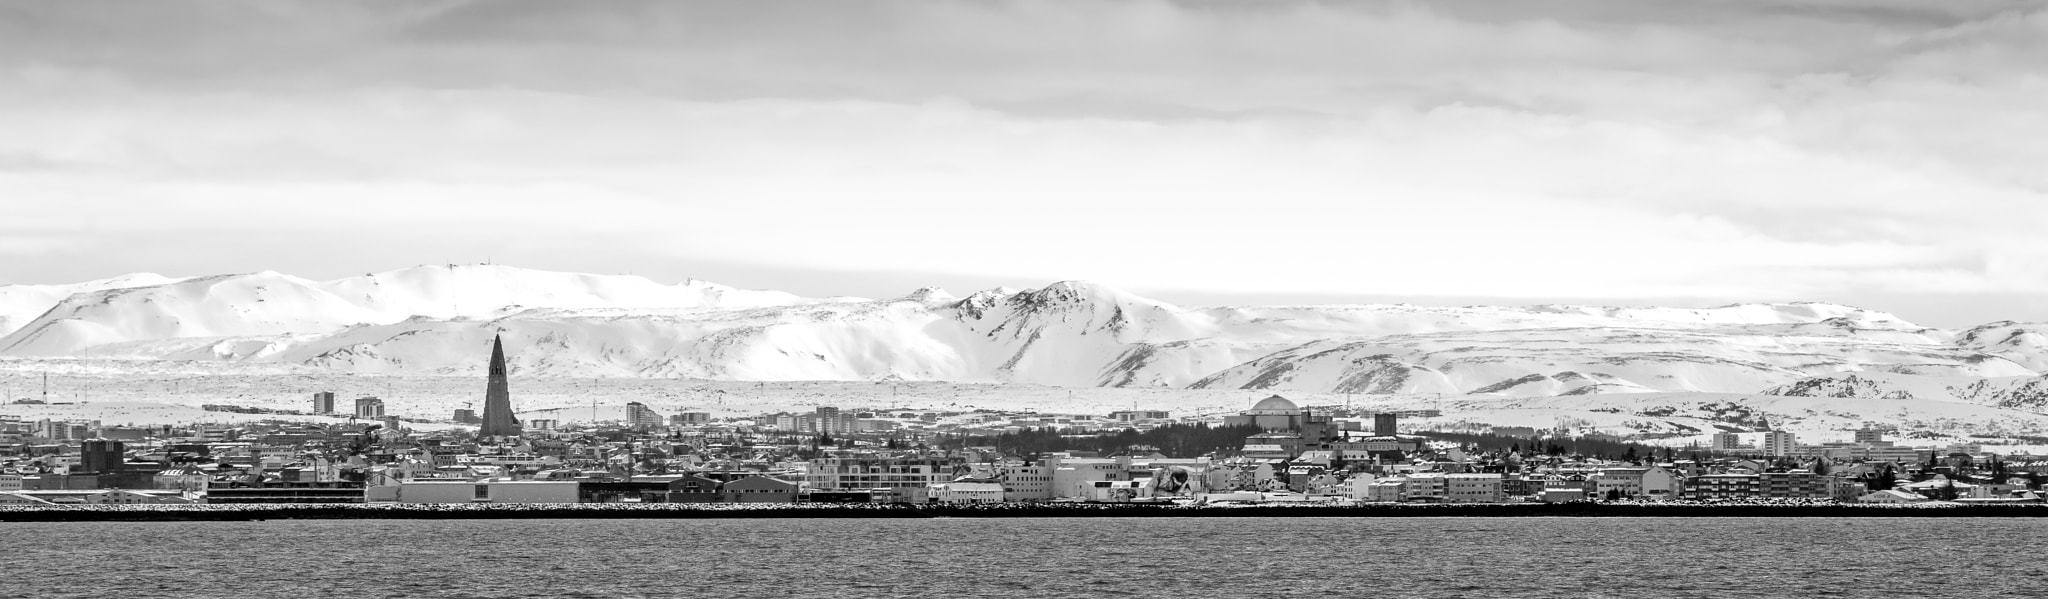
[929,480,1006,504]
[1000,461,1054,501]
[805,456,952,493]
[1858,490,1930,504]
[1592,466,1679,500]
[1048,454,1211,499]
[1343,474,1379,501]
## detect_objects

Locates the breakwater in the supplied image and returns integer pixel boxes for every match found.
[4,500,2044,522]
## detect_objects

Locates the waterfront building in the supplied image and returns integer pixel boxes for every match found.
[1442,473,1504,503]
[1685,473,1763,499]
[1047,454,1211,499]
[805,456,952,494]
[387,480,578,504]
[1365,477,1408,502]
[998,461,1054,501]
[1760,470,1829,498]
[721,475,799,503]
[1592,466,1679,500]
[1859,489,1930,504]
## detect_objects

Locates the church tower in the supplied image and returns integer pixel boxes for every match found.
[479,334,522,439]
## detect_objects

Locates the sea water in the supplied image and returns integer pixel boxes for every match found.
[5,517,2042,598]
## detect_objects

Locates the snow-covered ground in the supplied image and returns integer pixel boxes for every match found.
[6,264,2047,401]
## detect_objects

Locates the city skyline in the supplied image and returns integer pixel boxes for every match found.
[3,1,2046,328]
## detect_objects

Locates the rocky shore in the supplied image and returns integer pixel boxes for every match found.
[4,500,2043,522]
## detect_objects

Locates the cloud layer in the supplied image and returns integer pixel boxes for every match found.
[2,0,2044,326]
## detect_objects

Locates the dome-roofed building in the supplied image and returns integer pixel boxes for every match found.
[1245,395,1301,415]
[1226,395,1320,432]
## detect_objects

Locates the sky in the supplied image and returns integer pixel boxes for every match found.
[2,0,2044,328]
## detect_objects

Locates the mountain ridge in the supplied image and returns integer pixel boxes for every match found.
[3,264,2043,405]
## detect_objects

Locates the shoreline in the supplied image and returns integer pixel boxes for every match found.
[5,501,2044,522]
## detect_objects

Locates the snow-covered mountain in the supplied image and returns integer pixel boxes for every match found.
[4,264,2046,403]
[1762,371,2048,411]
[0,273,188,339]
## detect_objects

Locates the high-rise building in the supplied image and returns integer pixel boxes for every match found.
[479,335,522,439]
[1711,432,1743,451]
[453,409,478,424]
[355,397,385,419]
[1374,414,1399,437]
[813,406,852,435]
[626,402,663,431]
[312,391,336,414]
[671,412,710,427]
[1854,428,1884,445]
[1761,431,1798,457]
[815,404,839,432]
[80,439,125,474]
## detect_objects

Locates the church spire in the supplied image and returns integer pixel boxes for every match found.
[479,334,522,439]
[489,334,507,377]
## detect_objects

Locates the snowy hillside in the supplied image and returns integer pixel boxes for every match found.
[0,264,820,356]
[0,273,187,339]
[1763,371,2048,412]
[3,265,2046,404]
[1412,392,2048,446]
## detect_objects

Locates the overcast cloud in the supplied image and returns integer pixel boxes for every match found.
[2,0,2044,326]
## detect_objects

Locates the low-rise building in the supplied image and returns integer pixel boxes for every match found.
[389,480,578,504]
[1685,474,1762,500]
[722,475,799,503]
[1859,490,1930,504]
[929,479,1005,504]
[1443,473,1503,503]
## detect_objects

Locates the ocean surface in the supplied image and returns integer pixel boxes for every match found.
[7,517,2044,598]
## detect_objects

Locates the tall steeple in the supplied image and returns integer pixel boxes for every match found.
[479,334,522,439]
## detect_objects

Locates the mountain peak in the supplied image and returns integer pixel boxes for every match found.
[901,286,956,303]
